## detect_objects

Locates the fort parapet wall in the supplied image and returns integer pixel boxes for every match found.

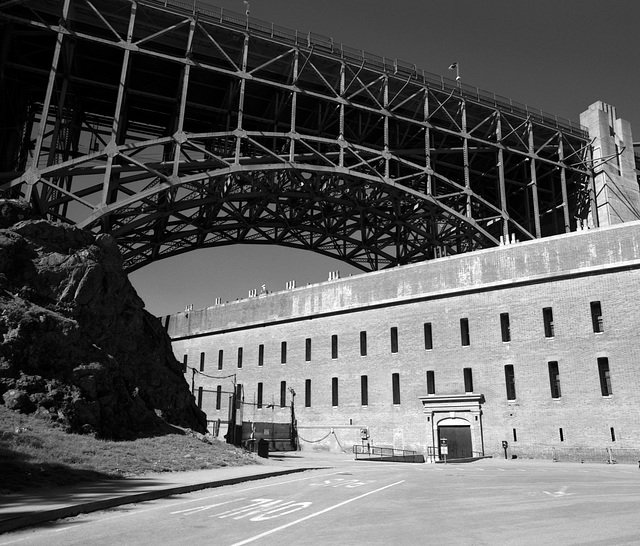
[167,221,640,339]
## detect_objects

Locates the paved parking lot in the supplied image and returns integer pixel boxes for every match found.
[2,458,640,545]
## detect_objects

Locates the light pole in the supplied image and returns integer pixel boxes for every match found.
[449,62,461,85]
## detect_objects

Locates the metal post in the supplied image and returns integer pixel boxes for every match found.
[558,137,571,232]
[528,122,542,238]
[496,115,509,242]
[101,1,137,207]
[235,35,249,164]
[27,0,72,202]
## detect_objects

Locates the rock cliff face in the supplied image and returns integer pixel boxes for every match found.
[0,200,206,439]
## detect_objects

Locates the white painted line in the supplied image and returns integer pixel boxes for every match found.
[229,480,405,546]
[156,470,343,508]
[171,499,240,515]
[543,486,574,498]
[233,471,344,494]
[24,470,346,533]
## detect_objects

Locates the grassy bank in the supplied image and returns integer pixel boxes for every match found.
[0,406,259,494]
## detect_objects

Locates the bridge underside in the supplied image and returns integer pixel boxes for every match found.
[0,0,594,272]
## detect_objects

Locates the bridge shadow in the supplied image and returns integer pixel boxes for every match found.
[0,444,123,497]
[0,443,187,533]
[0,421,196,497]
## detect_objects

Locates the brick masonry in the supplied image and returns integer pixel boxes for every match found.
[166,221,640,459]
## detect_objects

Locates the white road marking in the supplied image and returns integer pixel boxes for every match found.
[543,486,574,498]
[210,499,314,521]
[309,478,373,488]
[8,470,345,535]
[171,499,241,515]
[229,480,405,546]
[250,502,312,521]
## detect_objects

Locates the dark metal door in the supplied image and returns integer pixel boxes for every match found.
[438,425,472,458]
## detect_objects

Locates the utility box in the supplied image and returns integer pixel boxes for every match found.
[257,438,269,458]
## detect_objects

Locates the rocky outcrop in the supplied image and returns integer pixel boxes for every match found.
[0,200,206,439]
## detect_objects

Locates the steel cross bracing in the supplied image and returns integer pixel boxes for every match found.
[0,0,594,272]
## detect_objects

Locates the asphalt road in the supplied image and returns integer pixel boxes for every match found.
[2,459,640,546]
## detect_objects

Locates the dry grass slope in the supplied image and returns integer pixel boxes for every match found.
[0,406,259,494]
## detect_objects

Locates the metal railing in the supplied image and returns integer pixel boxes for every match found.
[145,0,587,136]
[426,447,485,463]
[509,444,640,464]
[353,444,424,463]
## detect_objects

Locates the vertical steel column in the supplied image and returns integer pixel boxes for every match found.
[424,89,440,258]
[101,1,137,206]
[338,62,345,168]
[235,34,250,164]
[496,114,509,241]
[172,17,196,177]
[528,122,541,238]
[383,75,399,262]
[558,135,571,232]
[586,143,599,228]
[43,37,79,218]
[289,50,299,163]
[26,0,71,202]
[58,105,83,219]
[461,98,472,252]
[461,99,471,218]
[44,40,73,169]
[424,89,432,196]
[383,74,389,178]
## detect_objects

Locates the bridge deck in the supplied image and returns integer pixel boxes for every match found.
[0,0,593,272]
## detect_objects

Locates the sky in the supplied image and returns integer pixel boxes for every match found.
[129,0,640,317]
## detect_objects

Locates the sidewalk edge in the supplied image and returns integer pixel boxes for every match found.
[0,467,320,535]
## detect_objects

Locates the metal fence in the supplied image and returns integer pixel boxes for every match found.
[353,444,424,463]
[510,444,640,465]
[425,446,485,463]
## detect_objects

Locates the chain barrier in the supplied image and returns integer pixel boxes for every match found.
[298,431,332,444]
[298,430,348,453]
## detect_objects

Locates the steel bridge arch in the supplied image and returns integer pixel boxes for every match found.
[0,0,595,273]
[26,129,503,271]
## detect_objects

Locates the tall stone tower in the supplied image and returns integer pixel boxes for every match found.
[580,102,640,226]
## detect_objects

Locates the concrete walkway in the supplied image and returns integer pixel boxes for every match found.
[0,451,353,535]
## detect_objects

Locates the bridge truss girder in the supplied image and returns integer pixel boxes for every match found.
[0,0,594,272]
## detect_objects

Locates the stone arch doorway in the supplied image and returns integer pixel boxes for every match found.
[437,417,472,459]
[418,393,484,460]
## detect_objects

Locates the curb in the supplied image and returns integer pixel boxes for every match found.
[0,467,314,535]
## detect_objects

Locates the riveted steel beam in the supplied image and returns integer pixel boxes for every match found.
[0,0,594,272]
